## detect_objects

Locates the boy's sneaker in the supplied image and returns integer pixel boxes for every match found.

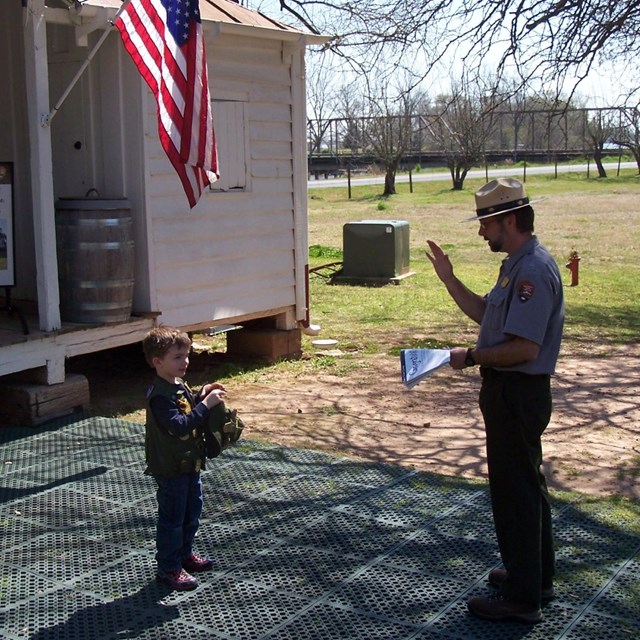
[156,568,198,591]
[183,553,213,573]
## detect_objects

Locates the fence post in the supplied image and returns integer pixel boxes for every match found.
[617,149,622,176]
[347,167,352,200]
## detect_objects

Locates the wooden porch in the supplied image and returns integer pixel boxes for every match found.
[0,294,155,425]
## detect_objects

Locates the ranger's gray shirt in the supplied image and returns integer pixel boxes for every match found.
[477,236,564,375]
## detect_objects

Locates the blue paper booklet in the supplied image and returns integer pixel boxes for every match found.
[400,349,451,389]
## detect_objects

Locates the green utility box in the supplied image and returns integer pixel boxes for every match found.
[342,219,410,279]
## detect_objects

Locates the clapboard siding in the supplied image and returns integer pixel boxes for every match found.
[251,159,293,180]
[152,192,293,218]
[144,29,298,327]
[151,207,293,239]
[165,282,295,316]
[210,79,290,104]
[209,62,290,94]
[160,266,295,300]
[246,176,295,194]
[153,228,294,268]
[161,287,295,329]
[157,254,295,295]
[207,35,289,82]
[249,102,293,122]
[250,121,293,144]
[252,140,292,161]
[206,35,283,67]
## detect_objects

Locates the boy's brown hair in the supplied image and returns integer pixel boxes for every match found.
[142,326,192,366]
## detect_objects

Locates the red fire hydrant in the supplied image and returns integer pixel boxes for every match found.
[566,250,580,287]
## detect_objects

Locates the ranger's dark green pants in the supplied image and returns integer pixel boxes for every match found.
[479,367,555,607]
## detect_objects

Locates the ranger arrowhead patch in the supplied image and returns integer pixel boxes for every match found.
[517,280,535,302]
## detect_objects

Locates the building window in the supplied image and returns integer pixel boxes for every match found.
[211,101,249,192]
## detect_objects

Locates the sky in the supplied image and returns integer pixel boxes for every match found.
[243,0,637,109]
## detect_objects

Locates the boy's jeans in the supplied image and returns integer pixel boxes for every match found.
[155,472,203,573]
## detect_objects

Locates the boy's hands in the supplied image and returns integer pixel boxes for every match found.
[202,382,226,395]
[203,388,226,409]
[201,383,227,409]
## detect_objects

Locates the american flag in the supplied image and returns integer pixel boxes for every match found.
[115,0,218,208]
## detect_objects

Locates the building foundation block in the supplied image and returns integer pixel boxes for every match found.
[0,373,90,426]
[226,327,302,364]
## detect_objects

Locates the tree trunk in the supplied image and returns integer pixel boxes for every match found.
[449,163,468,190]
[631,147,640,174]
[593,148,607,178]
[383,165,397,195]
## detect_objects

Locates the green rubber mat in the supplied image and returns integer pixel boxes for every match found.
[1,416,638,639]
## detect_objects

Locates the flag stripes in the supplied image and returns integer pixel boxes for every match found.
[115,0,218,208]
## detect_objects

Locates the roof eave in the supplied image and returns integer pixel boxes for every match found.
[44,0,331,46]
[210,21,330,45]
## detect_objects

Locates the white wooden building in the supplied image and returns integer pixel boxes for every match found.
[0,0,327,418]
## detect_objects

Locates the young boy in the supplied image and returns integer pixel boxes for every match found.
[142,326,226,591]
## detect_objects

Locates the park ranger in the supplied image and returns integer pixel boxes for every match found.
[426,177,564,624]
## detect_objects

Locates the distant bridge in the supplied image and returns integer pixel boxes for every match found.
[308,149,592,178]
[307,105,636,177]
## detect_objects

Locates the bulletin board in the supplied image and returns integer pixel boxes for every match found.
[0,162,15,287]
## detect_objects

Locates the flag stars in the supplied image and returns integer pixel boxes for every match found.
[163,0,201,45]
[164,1,195,44]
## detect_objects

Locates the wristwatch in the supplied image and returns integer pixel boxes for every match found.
[464,348,476,367]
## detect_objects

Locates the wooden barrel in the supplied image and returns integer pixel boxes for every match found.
[55,198,134,324]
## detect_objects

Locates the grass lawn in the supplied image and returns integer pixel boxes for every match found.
[304,171,640,357]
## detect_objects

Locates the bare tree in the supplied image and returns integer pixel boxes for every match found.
[612,106,640,173]
[489,89,587,161]
[336,83,364,153]
[306,62,339,154]
[268,0,640,96]
[424,76,498,190]
[586,109,618,177]
[357,80,427,195]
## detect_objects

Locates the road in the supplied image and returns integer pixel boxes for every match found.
[308,161,637,189]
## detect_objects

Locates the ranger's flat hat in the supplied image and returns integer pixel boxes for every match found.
[465,177,538,222]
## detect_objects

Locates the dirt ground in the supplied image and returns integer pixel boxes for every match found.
[81,341,640,502]
[218,342,640,502]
